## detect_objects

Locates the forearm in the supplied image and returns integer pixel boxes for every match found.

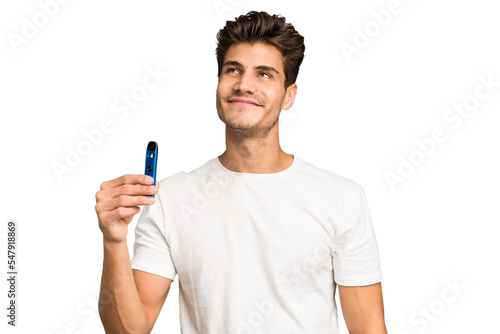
[348,323,387,334]
[344,308,387,334]
[98,238,149,334]
[343,303,387,334]
[339,283,387,334]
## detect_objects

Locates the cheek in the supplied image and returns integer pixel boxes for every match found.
[216,84,227,99]
[266,89,284,106]
[217,80,233,95]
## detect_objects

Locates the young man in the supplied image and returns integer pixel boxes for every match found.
[96,11,387,334]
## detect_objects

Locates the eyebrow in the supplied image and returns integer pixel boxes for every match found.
[222,60,280,75]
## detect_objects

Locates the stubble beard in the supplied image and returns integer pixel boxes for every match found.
[216,92,280,140]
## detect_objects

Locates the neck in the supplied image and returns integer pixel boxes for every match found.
[218,125,293,174]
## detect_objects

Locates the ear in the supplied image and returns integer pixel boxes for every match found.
[282,83,297,110]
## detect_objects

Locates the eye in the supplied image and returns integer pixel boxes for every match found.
[259,72,271,78]
[226,68,239,74]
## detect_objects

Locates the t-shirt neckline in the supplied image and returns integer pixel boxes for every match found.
[214,154,299,180]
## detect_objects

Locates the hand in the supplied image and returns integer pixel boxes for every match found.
[95,174,159,244]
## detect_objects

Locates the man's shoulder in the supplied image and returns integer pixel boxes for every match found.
[156,157,219,190]
[155,156,365,198]
[296,156,363,194]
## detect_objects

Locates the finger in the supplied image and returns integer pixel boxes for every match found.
[100,174,154,191]
[97,195,155,213]
[98,183,158,201]
[101,206,141,222]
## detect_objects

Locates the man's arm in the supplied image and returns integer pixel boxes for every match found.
[133,269,173,334]
[98,240,172,334]
[96,174,171,333]
[338,282,387,334]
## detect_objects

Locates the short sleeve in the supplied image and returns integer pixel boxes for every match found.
[130,190,177,281]
[332,185,383,286]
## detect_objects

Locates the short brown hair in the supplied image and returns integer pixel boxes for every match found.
[215,11,305,89]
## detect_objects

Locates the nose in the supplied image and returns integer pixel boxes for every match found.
[234,71,255,94]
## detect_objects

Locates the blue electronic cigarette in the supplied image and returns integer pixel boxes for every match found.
[144,141,158,195]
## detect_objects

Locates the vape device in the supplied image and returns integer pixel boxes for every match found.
[144,141,158,195]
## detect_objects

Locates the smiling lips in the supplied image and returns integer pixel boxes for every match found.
[228,98,261,106]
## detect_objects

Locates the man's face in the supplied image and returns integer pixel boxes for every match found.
[216,42,296,138]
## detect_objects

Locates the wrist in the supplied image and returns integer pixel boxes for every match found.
[103,236,128,249]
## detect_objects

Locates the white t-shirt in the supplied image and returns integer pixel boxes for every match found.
[131,155,383,334]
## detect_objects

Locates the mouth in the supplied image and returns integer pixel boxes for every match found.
[228,98,261,107]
